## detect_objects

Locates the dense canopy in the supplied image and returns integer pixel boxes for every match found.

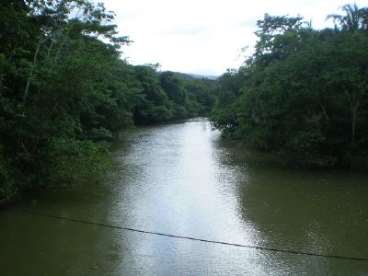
[0,0,215,202]
[211,4,368,168]
[1,1,368,202]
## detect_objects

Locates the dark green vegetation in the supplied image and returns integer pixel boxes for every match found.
[133,66,215,124]
[0,0,215,202]
[211,4,368,168]
[2,1,368,202]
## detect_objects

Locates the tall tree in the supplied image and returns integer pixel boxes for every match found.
[327,3,368,31]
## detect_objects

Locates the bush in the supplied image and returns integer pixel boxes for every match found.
[46,138,112,187]
[0,149,16,202]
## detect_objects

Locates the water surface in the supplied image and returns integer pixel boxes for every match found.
[1,118,368,275]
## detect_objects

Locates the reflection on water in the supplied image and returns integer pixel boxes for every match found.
[1,118,368,275]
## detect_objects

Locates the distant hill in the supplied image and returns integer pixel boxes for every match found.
[187,73,219,80]
[161,71,218,80]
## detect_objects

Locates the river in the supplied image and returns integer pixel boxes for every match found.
[1,118,368,275]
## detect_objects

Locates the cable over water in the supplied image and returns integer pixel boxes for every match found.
[18,209,368,263]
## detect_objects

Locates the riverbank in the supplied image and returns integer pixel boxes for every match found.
[216,135,368,171]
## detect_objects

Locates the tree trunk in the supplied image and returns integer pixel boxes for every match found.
[23,38,43,102]
[351,102,359,146]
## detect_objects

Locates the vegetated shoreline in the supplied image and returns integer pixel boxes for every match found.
[134,115,208,127]
[0,0,216,203]
[211,4,368,168]
[0,116,210,208]
[2,1,368,205]
[217,134,368,172]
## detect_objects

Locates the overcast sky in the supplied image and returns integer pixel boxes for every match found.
[102,0,367,76]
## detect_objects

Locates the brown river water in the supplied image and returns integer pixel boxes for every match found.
[1,118,368,275]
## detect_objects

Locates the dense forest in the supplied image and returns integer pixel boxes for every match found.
[2,1,368,203]
[0,0,215,202]
[211,4,368,168]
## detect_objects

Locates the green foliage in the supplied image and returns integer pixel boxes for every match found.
[47,138,111,186]
[133,66,216,124]
[327,4,368,31]
[0,147,16,201]
[0,0,216,202]
[133,65,173,124]
[211,4,368,168]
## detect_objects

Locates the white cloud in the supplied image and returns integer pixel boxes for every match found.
[102,0,368,75]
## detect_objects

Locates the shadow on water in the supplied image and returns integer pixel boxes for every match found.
[214,140,368,273]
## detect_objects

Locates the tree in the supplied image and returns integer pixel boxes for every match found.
[0,0,133,201]
[211,6,368,168]
[327,3,368,31]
